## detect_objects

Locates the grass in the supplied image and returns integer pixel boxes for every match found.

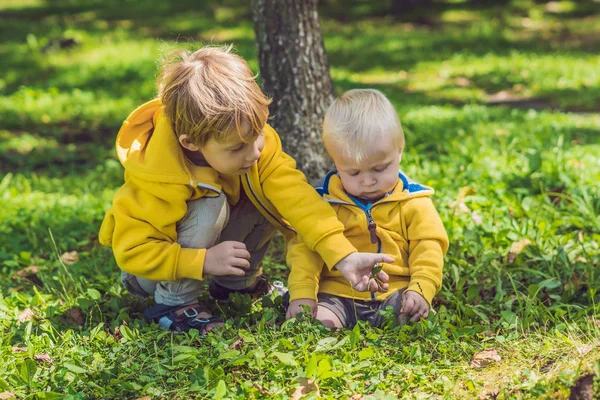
[1,0,599,398]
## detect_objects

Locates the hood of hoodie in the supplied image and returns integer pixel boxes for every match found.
[115,99,222,192]
[314,170,434,205]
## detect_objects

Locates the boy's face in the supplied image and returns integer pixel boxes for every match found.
[182,120,265,176]
[329,136,401,201]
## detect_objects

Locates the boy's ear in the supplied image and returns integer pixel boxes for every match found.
[178,134,200,152]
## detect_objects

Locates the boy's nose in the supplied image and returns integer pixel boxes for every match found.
[249,142,261,162]
[362,176,376,187]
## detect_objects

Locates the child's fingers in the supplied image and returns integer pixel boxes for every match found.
[234,248,251,260]
[376,270,389,283]
[231,257,251,269]
[377,282,389,293]
[397,312,408,325]
[402,296,415,315]
[353,275,370,291]
[410,312,424,322]
[223,266,246,276]
[230,241,248,250]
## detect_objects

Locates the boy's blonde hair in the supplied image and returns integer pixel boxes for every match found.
[323,89,404,163]
[157,45,271,146]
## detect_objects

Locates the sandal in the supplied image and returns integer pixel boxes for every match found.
[144,303,223,334]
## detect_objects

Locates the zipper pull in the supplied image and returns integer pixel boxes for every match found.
[367,210,378,244]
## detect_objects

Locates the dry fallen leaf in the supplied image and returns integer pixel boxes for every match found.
[135,397,151,400]
[62,307,85,325]
[60,251,79,265]
[291,377,320,400]
[478,388,500,400]
[471,349,501,368]
[455,77,471,87]
[11,345,26,353]
[0,392,15,399]
[252,382,271,395]
[13,266,40,278]
[12,265,44,288]
[18,308,35,322]
[450,200,470,213]
[34,353,53,364]
[507,239,532,264]
[229,337,244,350]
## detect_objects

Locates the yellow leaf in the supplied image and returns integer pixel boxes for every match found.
[60,251,79,265]
[470,349,501,368]
[291,377,320,400]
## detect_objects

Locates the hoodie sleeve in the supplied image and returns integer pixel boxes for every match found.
[258,125,357,269]
[286,235,325,301]
[403,197,449,305]
[99,176,207,281]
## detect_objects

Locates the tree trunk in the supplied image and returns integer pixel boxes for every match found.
[251,0,334,181]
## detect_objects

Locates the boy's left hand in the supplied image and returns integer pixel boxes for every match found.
[398,291,430,324]
[334,252,392,292]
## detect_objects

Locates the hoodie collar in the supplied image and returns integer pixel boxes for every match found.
[316,170,434,206]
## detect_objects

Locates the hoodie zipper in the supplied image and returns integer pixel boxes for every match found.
[243,174,295,233]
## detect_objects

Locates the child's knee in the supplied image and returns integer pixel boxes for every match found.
[316,305,344,329]
[177,193,229,248]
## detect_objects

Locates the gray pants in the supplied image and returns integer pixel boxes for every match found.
[121,190,276,306]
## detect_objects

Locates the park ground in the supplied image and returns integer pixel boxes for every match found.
[1,0,599,398]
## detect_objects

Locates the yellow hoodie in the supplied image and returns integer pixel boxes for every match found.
[99,99,357,281]
[287,171,449,305]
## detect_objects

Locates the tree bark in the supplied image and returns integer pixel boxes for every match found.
[251,0,334,181]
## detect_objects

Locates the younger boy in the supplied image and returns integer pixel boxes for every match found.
[286,89,449,328]
[99,46,391,333]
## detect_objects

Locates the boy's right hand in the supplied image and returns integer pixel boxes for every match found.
[286,299,317,320]
[204,241,251,276]
[334,252,393,292]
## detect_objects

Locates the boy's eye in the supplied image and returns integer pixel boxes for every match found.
[374,164,389,172]
[348,171,359,176]
[230,144,245,152]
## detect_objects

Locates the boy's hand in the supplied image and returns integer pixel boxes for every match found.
[398,291,430,324]
[286,299,317,320]
[334,252,393,292]
[204,241,251,276]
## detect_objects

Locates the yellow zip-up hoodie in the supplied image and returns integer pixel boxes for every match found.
[287,171,449,305]
[99,99,357,281]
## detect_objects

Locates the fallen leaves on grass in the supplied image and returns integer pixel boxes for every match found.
[60,251,79,265]
[62,307,85,325]
[11,345,26,353]
[291,377,320,400]
[252,383,272,396]
[12,265,44,288]
[0,392,15,399]
[34,353,53,364]
[507,239,532,264]
[470,349,501,368]
[450,187,476,214]
[18,308,35,322]
[229,337,244,350]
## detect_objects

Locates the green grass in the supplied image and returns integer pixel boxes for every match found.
[1,0,599,398]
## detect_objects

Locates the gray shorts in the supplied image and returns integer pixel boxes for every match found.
[317,289,405,328]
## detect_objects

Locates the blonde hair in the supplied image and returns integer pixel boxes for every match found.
[157,45,271,146]
[323,89,404,163]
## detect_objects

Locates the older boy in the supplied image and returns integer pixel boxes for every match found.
[286,89,449,328]
[99,46,391,333]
